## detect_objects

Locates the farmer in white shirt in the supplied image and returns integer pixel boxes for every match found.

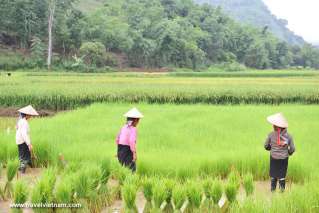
[16,105,39,173]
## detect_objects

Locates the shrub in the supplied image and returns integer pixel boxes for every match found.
[4,159,19,198]
[186,181,202,210]
[80,42,107,68]
[13,180,28,213]
[172,184,186,211]
[243,173,254,196]
[122,182,138,212]
[225,182,238,203]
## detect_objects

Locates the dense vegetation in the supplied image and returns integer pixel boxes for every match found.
[1,0,319,71]
[0,71,319,110]
[195,0,304,45]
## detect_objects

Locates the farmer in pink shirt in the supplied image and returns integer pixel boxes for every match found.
[116,108,143,172]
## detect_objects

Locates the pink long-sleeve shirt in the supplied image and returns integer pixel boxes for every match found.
[116,125,137,152]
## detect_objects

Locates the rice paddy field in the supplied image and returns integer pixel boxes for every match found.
[0,70,319,212]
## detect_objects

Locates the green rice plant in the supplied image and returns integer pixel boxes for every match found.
[243,173,254,196]
[86,165,102,190]
[73,170,91,199]
[31,179,54,213]
[4,159,19,199]
[12,180,28,213]
[55,177,73,213]
[225,182,238,203]
[33,141,55,167]
[113,164,132,185]
[142,177,154,212]
[122,182,138,213]
[186,181,203,212]
[100,158,111,185]
[228,170,241,190]
[206,178,223,206]
[172,184,186,212]
[152,181,167,210]
[97,184,109,208]
[163,178,175,212]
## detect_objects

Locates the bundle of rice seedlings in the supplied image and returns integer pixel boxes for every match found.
[172,184,186,212]
[12,180,28,213]
[225,182,238,203]
[86,165,102,190]
[122,182,138,213]
[73,171,91,212]
[228,170,241,190]
[243,173,254,196]
[203,178,223,210]
[114,165,132,186]
[31,178,55,213]
[153,181,167,210]
[55,177,73,213]
[163,178,175,211]
[210,179,223,205]
[100,158,111,185]
[74,170,90,199]
[186,181,202,212]
[142,177,154,212]
[4,159,19,199]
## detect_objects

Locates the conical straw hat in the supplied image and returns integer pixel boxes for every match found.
[18,105,39,116]
[267,113,288,128]
[124,108,144,118]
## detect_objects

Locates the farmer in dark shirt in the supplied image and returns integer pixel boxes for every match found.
[264,113,295,192]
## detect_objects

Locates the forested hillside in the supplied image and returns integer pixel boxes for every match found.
[0,0,318,71]
[195,0,304,45]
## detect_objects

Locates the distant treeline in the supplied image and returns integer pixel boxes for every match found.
[0,0,319,70]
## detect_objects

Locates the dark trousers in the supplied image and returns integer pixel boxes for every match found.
[18,143,32,172]
[270,157,288,192]
[117,144,136,172]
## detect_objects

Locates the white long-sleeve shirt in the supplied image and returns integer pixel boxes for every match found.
[16,118,31,145]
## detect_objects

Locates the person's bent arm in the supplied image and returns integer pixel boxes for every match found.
[129,128,137,161]
[264,135,271,151]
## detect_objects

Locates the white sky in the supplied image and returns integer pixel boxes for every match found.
[262,0,319,44]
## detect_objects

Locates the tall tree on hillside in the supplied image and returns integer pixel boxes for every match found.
[47,0,56,70]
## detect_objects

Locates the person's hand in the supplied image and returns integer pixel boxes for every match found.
[28,144,33,151]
